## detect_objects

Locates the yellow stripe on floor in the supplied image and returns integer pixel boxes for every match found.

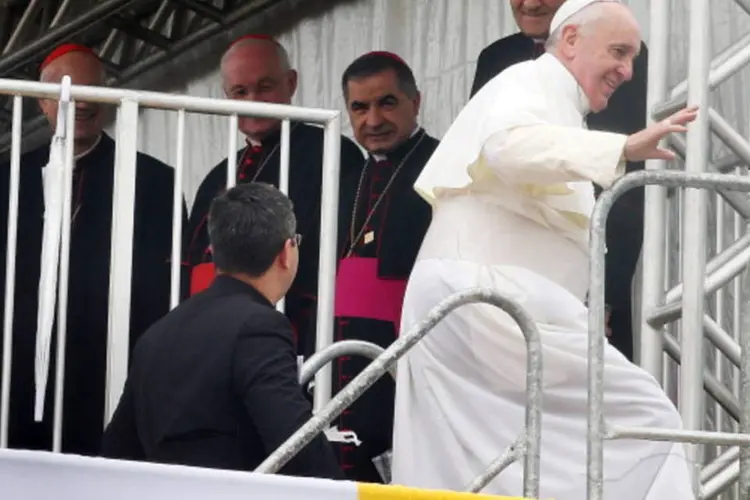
[357,483,532,500]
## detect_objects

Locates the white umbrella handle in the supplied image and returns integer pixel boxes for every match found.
[54,75,72,138]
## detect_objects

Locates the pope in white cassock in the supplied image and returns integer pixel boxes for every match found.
[391,0,698,499]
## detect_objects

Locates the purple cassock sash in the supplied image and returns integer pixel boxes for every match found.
[334,257,407,333]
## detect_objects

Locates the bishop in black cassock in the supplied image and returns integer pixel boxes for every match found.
[321,51,439,483]
[471,9,648,361]
[0,43,185,457]
[186,35,364,356]
[0,135,183,455]
[187,125,363,354]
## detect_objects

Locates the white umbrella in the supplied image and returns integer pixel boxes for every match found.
[34,76,72,422]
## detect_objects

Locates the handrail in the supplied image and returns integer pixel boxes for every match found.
[587,169,750,500]
[298,340,396,387]
[256,288,544,499]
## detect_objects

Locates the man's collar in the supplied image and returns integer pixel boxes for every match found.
[535,53,591,117]
[74,133,103,160]
[372,126,422,162]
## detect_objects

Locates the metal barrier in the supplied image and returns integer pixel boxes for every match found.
[255,288,544,500]
[299,340,396,387]
[587,169,750,500]
[0,77,342,447]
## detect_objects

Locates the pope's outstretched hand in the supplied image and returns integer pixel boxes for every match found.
[624,106,699,162]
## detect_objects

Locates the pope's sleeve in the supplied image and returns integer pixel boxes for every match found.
[481,116,628,188]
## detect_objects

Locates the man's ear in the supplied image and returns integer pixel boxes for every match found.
[560,25,580,56]
[278,239,294,270]
[287,69,299,97]
[412,90,422,118]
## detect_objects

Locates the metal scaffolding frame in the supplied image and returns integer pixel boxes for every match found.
[0,0,301,156]
[615,0,750,498]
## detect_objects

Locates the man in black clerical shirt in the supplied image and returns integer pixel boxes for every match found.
[102,183,343,480]
[0,44,185,456]
[187,34,363,356]
[471,0,649,361]
[320,51,440,483]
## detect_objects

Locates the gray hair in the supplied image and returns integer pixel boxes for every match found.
[219,38,292,77]
[545,0,619,51]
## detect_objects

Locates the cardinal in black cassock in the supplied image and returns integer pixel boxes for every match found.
[470,8,649,361]
[186,35,363,355]
[318,51,439,483]
[0,43,185,457]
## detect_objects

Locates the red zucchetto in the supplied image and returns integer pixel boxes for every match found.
[40,43,95,71]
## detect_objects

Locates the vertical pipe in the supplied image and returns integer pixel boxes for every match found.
[226,114,238,189]
[170,109,186,310]
[276,119,291,315]
[52,99,77,451]
[739,265,750,496]
[104,99,140,425]
[312,116,341,412]
[0,95,23,447]
[715,194,725,459]
[681,0,711,490]
[639,0,671,382]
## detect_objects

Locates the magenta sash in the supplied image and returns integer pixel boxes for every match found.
[334,257,407,332]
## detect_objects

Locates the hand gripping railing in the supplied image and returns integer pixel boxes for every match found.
[256,288,544,499]
[587,169,750,500]
[298,340,397,387]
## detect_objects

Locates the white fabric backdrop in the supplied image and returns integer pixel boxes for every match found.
[113,0,749,213]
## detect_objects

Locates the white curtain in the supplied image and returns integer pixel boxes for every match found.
[121,0,532,208]
[109,0,750,210]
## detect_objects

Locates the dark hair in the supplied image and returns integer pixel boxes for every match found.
[207,182,296,277]
[341,52,418,99]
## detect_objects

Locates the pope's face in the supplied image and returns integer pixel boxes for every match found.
[565,9,641,112]
[510,0,565,38]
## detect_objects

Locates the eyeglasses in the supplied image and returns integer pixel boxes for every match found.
[291,233,302,247]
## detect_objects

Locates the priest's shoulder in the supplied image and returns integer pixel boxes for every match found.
[295,122,362,158]
[422,132,440,151]
[290,122,364,176]
[134,149,175,184]
[477,32,534,62]
[0,142,51,173]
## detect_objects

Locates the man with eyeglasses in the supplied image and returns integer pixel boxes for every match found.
[102,182,342,479]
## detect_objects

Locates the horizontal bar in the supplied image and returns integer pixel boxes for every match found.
[669,134,750,218]
[701,459,739,499]
[715,153,744,172]
[663,333,741,420]
[0,79,339,123]
[607,425,750,446]
[654,30,750,120]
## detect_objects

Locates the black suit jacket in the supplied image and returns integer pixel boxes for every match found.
[471,34,648,313]
[101,275,343,479]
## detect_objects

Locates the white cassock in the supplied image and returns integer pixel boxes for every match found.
[390,53,695,499]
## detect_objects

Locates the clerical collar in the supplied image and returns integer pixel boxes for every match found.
[372,126,422,162]
[246,123,293,149]
[74,133,102,160]
[535,53,590,117]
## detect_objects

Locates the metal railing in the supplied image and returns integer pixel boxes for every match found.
[0,77,342,448]
[587,170,750,500]
[298,340,396,387]
[256,288,545,500]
